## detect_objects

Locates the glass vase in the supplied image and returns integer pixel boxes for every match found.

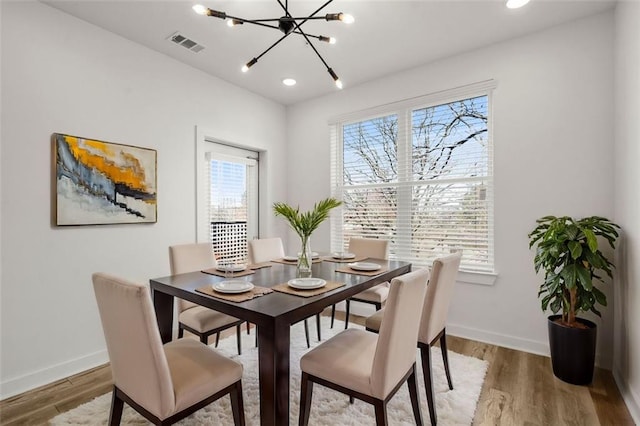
[297,235,313,278]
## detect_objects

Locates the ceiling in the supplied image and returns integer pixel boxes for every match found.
[44,0,615,106]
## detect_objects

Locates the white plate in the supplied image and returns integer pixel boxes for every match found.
[213,280,254,294]
[283,255,298,261]
[287,278,327,290]
[297,252,320,259]
[348,262,381,272]
[216,264,247,273]
[332,252,356,260]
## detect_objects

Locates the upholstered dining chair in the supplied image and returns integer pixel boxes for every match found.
[365,252,462,426]
[247,237,320,348]
[169,243,244,355]
[92,273,246,426]
[298,268,429,426]
[333,237,390,329]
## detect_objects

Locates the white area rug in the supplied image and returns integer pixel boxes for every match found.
[51,317,487,425]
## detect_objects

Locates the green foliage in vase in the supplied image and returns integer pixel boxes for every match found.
[273,198,342,238]
[528,215,620,326]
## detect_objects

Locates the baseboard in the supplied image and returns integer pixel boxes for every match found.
[447,323,612,369]
[613,369,640,424]
[446,323,550,357]
[0,349,109,400]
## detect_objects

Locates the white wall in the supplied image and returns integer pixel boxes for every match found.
[613,2,640,422]
[0,1,287,398]
[287,13,616,361]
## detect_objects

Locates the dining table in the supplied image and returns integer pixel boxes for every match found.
[149,257,411,426]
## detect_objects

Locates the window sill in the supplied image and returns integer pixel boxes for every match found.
[457,270,497,286]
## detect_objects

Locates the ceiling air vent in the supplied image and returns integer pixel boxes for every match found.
[168,32,205,53]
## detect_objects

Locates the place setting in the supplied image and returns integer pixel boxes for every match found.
[321,251,367,263]
[201,261,257,278]
[196,278,273,302]
[197,260,273,302]
[272,276,346,297]
[336,260,388,276]
[271,252,323,265]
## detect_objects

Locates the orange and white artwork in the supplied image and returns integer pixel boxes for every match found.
[54,133,157,225]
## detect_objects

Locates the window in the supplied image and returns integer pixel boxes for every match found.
[196,134,259,263]
[330,82,495,274]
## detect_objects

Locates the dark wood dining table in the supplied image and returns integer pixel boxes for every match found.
[149,258,411,426]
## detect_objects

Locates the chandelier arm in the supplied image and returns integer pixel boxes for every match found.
[226,16,336,23]
[290,21,331,70]
[302,34,331,70]
[275,0,334,25]
[253,32,292,62]
[230,18,325,39]
[224,15,283,30]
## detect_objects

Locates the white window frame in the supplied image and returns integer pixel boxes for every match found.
[329,81,498,285]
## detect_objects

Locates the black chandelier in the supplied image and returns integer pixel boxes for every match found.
[192,1,354,89]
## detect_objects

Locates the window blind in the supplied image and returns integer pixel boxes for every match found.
[330,83,495,273]
[205,148,258,264]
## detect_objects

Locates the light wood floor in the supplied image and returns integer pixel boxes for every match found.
[0,312,635,426]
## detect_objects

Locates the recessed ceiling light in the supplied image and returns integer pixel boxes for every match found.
[506,0,530,9]
[282,78,297,86]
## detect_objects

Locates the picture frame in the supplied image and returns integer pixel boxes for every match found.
[53,133,157,226]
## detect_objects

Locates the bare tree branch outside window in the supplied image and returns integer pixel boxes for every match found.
[337,95,491,271]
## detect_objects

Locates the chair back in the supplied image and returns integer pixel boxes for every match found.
[371,268,429,399]
[92,273,175,419]
[248,237,285,264]
[169,243,217,312]
[348,237,389,260]
[418,252,462,345]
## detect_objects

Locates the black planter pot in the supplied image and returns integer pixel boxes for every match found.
[548,315,597,385]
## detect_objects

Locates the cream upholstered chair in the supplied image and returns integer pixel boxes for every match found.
[334,237,390,329]
[299,268,429,426]
[247,237,320,348]
[92,273,245,426]
[365,252,462,426]
[169,243,244,355]
[247,237,285,265]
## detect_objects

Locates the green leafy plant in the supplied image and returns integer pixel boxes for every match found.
[274,198,342,274]
[528,216,620,326]
[273,197,342,239]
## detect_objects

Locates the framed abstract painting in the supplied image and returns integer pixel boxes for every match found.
[53,133,157,225]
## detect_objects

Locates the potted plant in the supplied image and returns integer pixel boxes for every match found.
[274,197,342,277]
[528,215,620,385]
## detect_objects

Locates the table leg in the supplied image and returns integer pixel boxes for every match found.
[152,288,174,344]
[257,318,291,426]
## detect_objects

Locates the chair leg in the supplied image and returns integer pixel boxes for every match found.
[330,304,336,328]
[373,400,388,426]
[420,345,437,426]
[246,321,251,335]
[440,331,453,390]
[304,319,310,348]
[108,387,124,426]
[201,334,208,344]
[236,324,242,355]
[407,364,424,426]
[215,332,220,347]
[255,328,258,347]
[315,314,321,342]
[349,395,354,404]
[299,373,314,426]
[230,380,246,426]
[344,299,351,329]
[178,327,184,339]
